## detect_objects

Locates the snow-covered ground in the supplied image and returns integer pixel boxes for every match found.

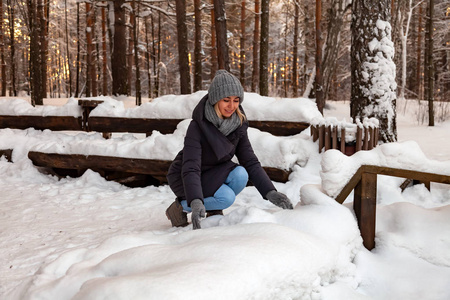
[0,94,449,299]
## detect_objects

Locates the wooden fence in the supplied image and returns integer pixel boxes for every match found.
[310,122,379,155]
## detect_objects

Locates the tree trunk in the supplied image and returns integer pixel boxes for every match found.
[101,5,108,96]
[251,0,260,92]
[175,0,191,94]
[210,0,217,79]
[416,3,423,99]
[322,0,351,101]
[112,0,128,96]
[29,0,43,105]
[75,2,80,97]
[259,0,269,96]
[86,3,93,97]
[214,0,230,71]
[39,0,48,99]
[65,0,72,97]
[194,0,203,91]
[133,0,141,105]
[351,0,397,143]
[239,0,246,86]
[292,0,299,98]
[315,0,324,114]
[7,0,16,96]
[145,16,152,98]
[1,0,6,96]
[425,0,434,126]
[128,7,134,96]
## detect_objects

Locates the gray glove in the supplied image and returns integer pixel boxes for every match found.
[266,190,293,209]
[191,199,206,230]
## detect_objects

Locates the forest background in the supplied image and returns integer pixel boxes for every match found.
[0,0,448,121]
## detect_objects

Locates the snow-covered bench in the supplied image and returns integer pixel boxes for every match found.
[320,141,450,250]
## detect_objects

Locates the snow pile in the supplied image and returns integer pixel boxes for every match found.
[320,141,450,199]
[0,98,81,117]
[89,91,323,122]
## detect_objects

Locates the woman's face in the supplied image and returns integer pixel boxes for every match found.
[217,96,240,118]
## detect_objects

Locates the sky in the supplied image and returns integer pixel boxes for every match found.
[0,93,449,299]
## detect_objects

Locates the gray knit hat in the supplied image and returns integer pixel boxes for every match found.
[208,70,244,105]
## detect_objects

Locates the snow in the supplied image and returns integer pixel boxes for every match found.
[0,94,449,299]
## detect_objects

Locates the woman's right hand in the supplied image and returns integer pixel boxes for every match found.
[191,199,206,229]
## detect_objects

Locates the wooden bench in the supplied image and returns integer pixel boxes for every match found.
[27,151,291,186]
[1,101,308,187]
[335,165,450,250]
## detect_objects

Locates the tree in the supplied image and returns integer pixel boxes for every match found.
[351,0,397,143]
[214,0,230,71]
[239,0,245,86]
[29,0,43,105]
[292,0,300,97]
[175,0,191,94]
[315,0,324,113]
[259,0,269,96]
[251,0,260,92]
[112,0,128,96]
[424,0,434,126]
[0,0,6,96]
[193,0,202,91]
[7,0,16,96]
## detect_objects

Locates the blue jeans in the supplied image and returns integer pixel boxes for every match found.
[181,166,248,212]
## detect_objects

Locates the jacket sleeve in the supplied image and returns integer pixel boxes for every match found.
[235,129,275,199]
[182,121,204,206]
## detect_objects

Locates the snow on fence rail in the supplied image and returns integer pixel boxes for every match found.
[310,117,379,155]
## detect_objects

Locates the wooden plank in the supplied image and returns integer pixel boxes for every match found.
[248,120,310,136]
[335,166,364,204]
[368,127,375,150]
[324,126,331,151]
[340,128,345,152]
[353,171,377,250]
[28,152,292,184]
[0,115,83,131]
[332,126,338,149]
[88,117,182,135]
[28,152,172,176]
[0,149,13,162]
[363,127,369,150]
[318,125,325,152]
[263,167,291,183]
[356,126,362,151]
[362,165,450,185]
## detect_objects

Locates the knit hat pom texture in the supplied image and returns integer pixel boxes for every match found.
[208,70,244,105]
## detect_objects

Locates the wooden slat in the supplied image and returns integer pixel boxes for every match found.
[0,115,82,131]
[362,165,450,185]
[335,166,364,204]
[332,126,338,149]
[88,117,182,135]
[248,120,310,136]
[353,172,377,250]
[340,128,346,152]
[0,149,13,162]
[28,152,292,184]
[356,127,362,151]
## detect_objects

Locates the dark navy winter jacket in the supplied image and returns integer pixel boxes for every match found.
[166,95,276,206]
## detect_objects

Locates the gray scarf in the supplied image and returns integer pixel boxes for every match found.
[204,102,241,136]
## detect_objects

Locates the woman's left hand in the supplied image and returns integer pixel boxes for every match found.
[266,190,293,209]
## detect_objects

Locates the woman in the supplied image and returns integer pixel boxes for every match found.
[166,70,293,229]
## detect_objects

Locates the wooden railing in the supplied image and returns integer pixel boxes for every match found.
[334,165,450,250]
[311,122,379,155]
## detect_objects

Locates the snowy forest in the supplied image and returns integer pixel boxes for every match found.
[0,0,449,103]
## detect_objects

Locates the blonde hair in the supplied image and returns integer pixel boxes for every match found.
[214,103,247,125]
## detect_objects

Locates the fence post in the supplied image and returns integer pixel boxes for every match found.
[353,170,377,250]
